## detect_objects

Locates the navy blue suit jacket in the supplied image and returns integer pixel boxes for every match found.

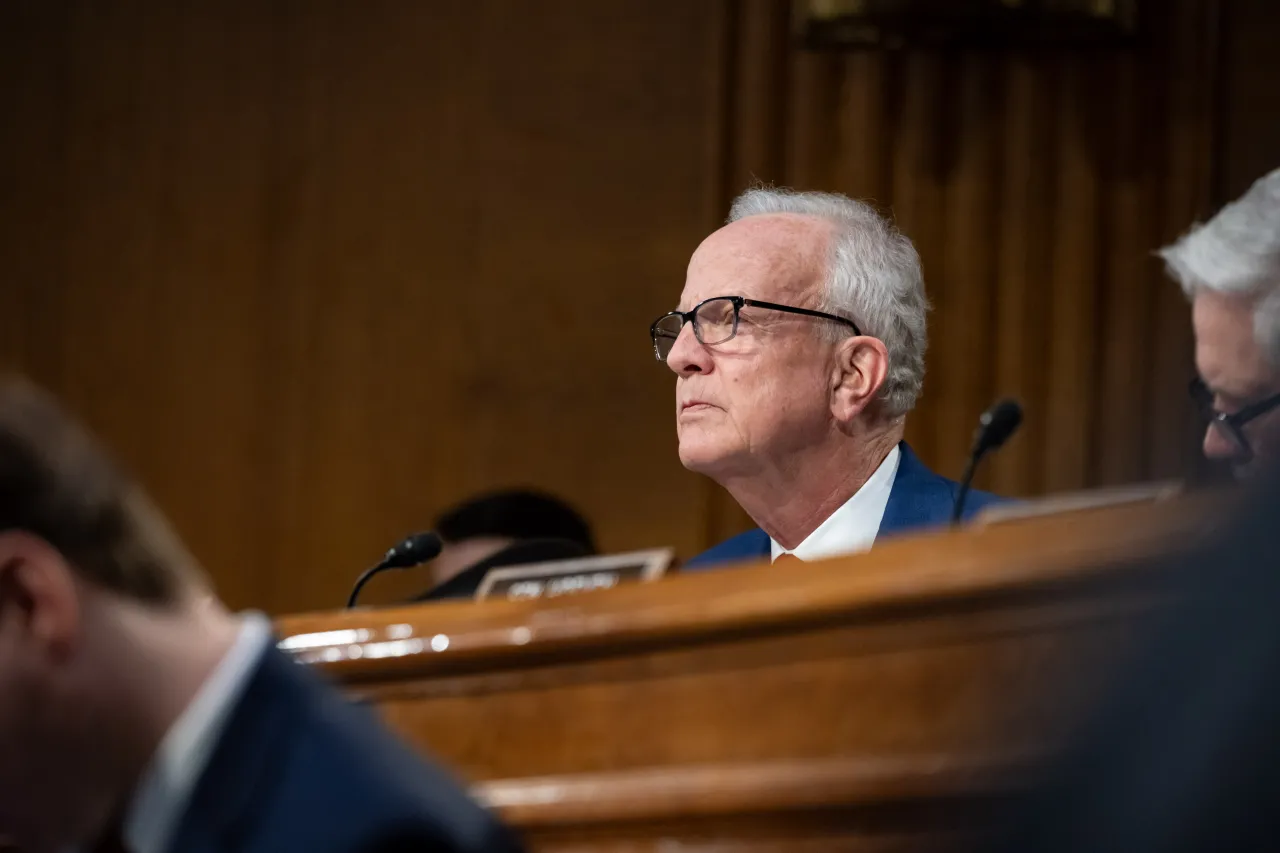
[684,442,1006,570]
[167,645,522,853]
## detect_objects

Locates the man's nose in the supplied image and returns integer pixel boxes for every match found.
[1203,425,1245,462]
[665,323,712,376]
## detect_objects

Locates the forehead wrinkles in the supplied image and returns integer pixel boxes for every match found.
[685,215,831,306]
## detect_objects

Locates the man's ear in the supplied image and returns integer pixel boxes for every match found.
[0,531,80,663]
[829,336,890,425]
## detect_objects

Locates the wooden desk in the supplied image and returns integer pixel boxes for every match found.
[276,494,1223,852]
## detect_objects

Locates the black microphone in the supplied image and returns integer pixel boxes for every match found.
[346,531,443,608]
[952,398,1023,524]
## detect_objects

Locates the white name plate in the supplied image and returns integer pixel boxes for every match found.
[474,548,673,602]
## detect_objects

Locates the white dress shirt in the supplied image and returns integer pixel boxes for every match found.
[770,445,901,563]
[120,611,274,853]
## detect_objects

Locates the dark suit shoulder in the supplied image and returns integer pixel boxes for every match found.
[681,528,770,571]
[187,648,522,853]
[958,485,1005,516]
[355,824,525,853]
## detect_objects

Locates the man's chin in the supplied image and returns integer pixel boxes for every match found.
[678,441,754,483]
[677,442,730,476]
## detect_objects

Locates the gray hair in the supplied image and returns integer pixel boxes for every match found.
[1158,167,1280,365]
[728,187,928,418]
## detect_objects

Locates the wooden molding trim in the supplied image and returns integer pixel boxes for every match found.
[475,753,1038,827]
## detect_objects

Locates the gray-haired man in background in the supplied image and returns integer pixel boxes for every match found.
[1160,167,1280,476]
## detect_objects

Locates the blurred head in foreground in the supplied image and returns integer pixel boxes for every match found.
[1161,167,1280,477]
[0,378,239,851]
[428,489,595,589]
[0,381,525,853]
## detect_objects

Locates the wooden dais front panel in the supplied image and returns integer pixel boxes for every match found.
[277,496,1223,851]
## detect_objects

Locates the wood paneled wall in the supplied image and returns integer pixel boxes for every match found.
[0,1,1222,614]
[1217,0,1280,200]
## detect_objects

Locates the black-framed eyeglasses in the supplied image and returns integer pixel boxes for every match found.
[1189,377,1280,463]
[649,295,861,362]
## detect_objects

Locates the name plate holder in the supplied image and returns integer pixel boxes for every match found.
[474,548,674,602]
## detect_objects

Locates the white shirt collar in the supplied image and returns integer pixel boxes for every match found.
[770,445,901,563]
[122,612,273,853]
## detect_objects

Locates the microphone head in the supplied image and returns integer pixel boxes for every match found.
[380,531,443,570]
[975,398,1024,454]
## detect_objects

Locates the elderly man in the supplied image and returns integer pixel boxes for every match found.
[1159,167,1280,477]
[652,187,1003,569]
[0,380,522,853]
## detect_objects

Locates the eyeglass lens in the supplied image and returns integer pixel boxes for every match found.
[1190,379,1251,458]
[652,298,739,360]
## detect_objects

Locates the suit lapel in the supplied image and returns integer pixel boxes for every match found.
[165,649,296,853]
[879,442,956,536]
[721,445,955,564]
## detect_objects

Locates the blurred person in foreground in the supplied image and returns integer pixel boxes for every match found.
[0,379,522,853]
[651,187,1006,570]
[414,489,595,601]
[987,458,1280,852]
[991,167,1280,853]
[1161,166,1280,477]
